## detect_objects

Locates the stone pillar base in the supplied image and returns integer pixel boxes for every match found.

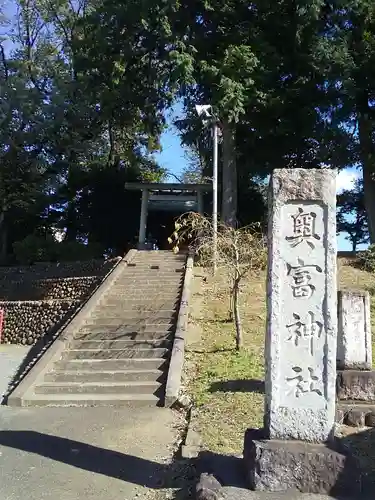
[243,429,362,495]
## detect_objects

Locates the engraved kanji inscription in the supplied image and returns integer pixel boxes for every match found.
[286,366,323,398]
[287,258,322,298]
[286,311,323,356]
[286,207,321,249]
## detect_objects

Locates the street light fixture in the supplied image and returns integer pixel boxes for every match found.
[195,104,219,274]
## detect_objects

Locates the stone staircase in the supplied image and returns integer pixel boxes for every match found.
[7,250,187,407]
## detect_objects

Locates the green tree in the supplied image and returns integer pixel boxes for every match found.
[173,0,353,226]
[317,1,375,241]
[0,46,50,260]
[0,0,169,258]
[73,0,195,155]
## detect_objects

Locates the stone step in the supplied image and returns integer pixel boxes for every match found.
[115,282,183,288]
[104,295,180,302]
[124,270,183,276]
[102,302,180,309]
[107,294,180,300]
[123,264,184,267]
[121,274,184,278]
[337,370,375,402]
[54,358,168,371]
[104,297,180,303]
[108,289,182,296]
[109,286,182,291]
[83,318,175,327]
[91,308,178,315]
[127,262,183,266]
[100,294,180,309]
[132,256,184,259]
[134,253,184,258]
[20,393,161,407]
[61,348,169,360]
[126,271,182,275]
[131,257,186,269]
[88,312,177,321]
[116,286,182,290]
[125,273,182,276]
[336,402,375,427]
[84,318,178,328]
[133,254,184,259]
[74,331,174,342]
[85,318,176,326]
[76,325,174,337]
[111,284,182,293]
[116,271,183,276]
[102,297,180,304]
[34,380,162,395]
[125,272,182,276]
[74,330,174,342]
[128,260,182,263]
[44,369,166,383]
[68,339,172,349]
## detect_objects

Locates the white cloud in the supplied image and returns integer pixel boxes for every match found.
[336,169,360,194]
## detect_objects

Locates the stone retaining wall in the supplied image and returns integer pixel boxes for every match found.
[0,300,80,345]
[0,256,122,345]
[0,276,100,301]
[0,257,121,282]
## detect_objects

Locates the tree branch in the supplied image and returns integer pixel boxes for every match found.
[166,170,183,183]
[45,0,72,47]
[0,43,8,81]
[21,0,48,94]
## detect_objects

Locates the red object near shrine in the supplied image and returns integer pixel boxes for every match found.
[0,309,4,343]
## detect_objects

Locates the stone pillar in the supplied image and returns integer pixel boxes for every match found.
[138,189,149,246]
[264,168,337,442]
[243,169,361,495]
[337,290,372,370]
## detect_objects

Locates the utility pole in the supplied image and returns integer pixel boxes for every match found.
[195,104,219,274]
[212,120,218,274]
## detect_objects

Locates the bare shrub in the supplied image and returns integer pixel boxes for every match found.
[169,212,267,349]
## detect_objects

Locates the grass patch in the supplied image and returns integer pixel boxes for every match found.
[185,257,375,456]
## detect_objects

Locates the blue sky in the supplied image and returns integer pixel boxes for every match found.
[154,103,187,182]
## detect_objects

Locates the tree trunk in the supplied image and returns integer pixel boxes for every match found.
[221,120,237,227]
[357,94,375,243]
[233,278,242,350]
[362,161,375,244]
[65,202,78,242]
[228,293,233,322]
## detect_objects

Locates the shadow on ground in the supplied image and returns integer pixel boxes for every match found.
[0,430,197,498]
[197,450,245,487]
[338,426,375,493]
[2,426,375,499]
[210,379,264,394]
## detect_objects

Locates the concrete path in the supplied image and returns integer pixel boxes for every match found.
[0,345,30,403]
[0,406,183,500]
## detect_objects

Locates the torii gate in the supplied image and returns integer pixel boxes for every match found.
[125,182,213,248]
